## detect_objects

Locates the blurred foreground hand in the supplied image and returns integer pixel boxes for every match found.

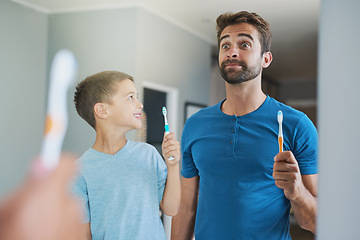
[0,153,83,240]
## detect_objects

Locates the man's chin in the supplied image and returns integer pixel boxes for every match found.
[224,77,249,85]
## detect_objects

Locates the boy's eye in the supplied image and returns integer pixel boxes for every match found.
[128,96,133,100]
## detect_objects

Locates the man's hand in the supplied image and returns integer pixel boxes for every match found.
[273,151,305,201]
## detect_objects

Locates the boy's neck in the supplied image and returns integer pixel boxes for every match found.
[92,129,128,155]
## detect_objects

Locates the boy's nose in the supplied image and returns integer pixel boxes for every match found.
[138,101,144,109]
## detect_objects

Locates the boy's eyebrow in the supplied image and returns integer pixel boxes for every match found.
[124,91,137,96]
[219,33,254,44]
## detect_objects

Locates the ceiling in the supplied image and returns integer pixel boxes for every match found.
[12,0,320,82]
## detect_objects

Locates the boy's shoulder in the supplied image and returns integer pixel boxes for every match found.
[75,141,161,169]
[126,140,158,154]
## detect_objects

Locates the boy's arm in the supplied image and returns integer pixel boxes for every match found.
[171,176,199,240]
[160,132,181,216]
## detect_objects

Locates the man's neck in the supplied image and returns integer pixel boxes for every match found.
[222,78,266,116]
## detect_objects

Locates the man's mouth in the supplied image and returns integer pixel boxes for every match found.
[223,60,245,69]
[226,64,242,68]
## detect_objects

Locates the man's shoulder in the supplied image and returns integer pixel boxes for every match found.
[186,102,220,122]
[268,97,307,118]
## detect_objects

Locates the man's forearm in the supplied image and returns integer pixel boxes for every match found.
[171,176,199,240]
[171,209,196,240]
[291,187,317,233]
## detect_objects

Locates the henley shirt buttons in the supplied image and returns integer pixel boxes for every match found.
[230,140,233,144]
[231,129,235,133]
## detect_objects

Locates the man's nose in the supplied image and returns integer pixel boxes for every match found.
[228,47,239,58]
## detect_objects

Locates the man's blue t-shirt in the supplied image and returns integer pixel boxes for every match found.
[181,96,318,240]
[72,140,167,240]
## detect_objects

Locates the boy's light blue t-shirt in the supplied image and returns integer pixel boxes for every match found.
[72,140,167,240]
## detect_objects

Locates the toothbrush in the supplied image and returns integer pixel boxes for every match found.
[39,49,77,171]
[277,110,284,153]
[162,106,174,161]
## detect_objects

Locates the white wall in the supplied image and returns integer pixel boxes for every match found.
[0,0,48,196]
[317,0,360,239]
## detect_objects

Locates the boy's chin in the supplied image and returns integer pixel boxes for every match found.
[134,123,143,130]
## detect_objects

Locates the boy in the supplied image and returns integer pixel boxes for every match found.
[73,71,181,240]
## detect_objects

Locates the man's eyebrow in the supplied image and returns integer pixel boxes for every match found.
[219,34,229,43]
[238,33,254,41]
[219,33,254,44]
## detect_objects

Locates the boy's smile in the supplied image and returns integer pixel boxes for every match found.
[134,112,142,120]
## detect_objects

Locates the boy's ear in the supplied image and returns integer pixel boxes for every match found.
[94,103,109,119]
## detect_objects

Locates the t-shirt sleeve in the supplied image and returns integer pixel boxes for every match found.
[292,114,318,175]
[155,149,167,204]
[72,173,90,223]
[181,120,199,178]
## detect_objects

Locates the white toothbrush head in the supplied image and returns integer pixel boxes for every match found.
[50,49,77,90]
[162,106,169,132]
[162,106,167,116]
[277,110,283,124]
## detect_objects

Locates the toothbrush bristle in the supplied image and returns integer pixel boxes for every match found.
[162,106,167,115]
[50,49,77,87]
[277,110,283,122]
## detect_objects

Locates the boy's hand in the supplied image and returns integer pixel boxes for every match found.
[162,132,180,165]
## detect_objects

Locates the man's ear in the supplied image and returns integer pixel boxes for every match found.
[94,103,108,119]
[262,51,273,69]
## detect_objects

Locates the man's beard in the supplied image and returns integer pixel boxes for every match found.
[220,59,262,85]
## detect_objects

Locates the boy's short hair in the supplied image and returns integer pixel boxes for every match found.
[74,71,134,129]
[216,11,272,55]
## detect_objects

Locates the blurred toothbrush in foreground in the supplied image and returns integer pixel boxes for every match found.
[39,49,77,172]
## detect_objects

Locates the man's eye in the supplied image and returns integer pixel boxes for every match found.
[241,42,250,48]
[222,44,230,50]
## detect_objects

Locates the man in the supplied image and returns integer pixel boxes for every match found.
[171,11,318,240]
